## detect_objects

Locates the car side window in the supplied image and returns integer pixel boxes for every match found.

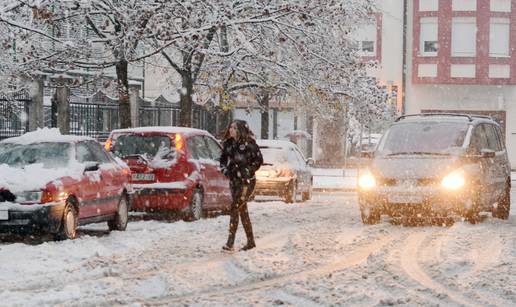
[194,136,211,160]
[484,124,502,152]
[187,136,211,160]
[204,136,222,161]
[76,142,97,162]
[495,126,505,150]
[186,138,199,159]
[469,125,489,154]
[294,148,307,166]
[86,141,110,163]
[287,148,301,168]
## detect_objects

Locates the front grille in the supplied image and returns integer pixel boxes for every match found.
[377,177,439,187]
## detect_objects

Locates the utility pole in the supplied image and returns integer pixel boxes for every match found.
[401,0,408,115]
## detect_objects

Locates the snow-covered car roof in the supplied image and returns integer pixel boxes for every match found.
[0,128,94,145]
[110,126,209,137]
[257,139,299,149]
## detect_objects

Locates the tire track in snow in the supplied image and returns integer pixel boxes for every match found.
[431,225,510,307]
[135,234,395,305]
[400,232,481,307]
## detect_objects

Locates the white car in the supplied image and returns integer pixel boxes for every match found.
[254,140,313,203]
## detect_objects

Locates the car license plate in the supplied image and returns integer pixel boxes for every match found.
[132,173,155,181]
[388,194,423,204]
[0,210,8,220]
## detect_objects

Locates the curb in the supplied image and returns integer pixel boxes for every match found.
[313,188,356,192]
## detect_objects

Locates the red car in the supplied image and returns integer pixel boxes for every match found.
[0,129,132,240]
[105,127,232,220]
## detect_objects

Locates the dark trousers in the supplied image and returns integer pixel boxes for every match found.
[226,179,256,247]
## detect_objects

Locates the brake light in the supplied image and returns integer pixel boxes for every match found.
[104,138,113,151]
[279,169,294,177]
[175,134,184,151]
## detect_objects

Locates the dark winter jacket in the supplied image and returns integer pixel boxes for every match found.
[220,138,263,183]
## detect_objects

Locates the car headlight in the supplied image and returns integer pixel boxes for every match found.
[358,172,376,190]
[15,191,43,203]
[441,169,465,190]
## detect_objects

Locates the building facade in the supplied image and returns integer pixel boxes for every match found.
[357,0,516,166]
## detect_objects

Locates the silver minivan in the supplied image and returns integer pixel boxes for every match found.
[358,114,511,224]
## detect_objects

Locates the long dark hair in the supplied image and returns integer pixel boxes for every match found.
[222,119,256,142]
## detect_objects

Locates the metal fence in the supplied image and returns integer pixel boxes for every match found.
[0,91,30,140]
[1,91,216,141]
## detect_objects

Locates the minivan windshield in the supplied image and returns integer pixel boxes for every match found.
[112,134,173,160]
[376,121,469,156]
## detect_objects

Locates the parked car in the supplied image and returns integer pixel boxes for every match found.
[358,114,511,224]
[254,140,313,203]
[0,128,131,239]
[105,127,232,220]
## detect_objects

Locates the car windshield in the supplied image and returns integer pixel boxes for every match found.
[0,142,71,168]
[260,147,288,164]
[112,134,173,160]
[377,121,469,156]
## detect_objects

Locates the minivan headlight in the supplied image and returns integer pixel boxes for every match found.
[441,169,465,190]
[358,172,376,190]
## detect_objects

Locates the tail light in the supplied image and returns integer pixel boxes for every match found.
[175,134,184,151]
[104,138,113,151]
[276,168,294,178]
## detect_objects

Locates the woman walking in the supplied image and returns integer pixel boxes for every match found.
[220,120,263,251]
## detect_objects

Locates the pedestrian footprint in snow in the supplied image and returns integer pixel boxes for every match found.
[219,120,263,252]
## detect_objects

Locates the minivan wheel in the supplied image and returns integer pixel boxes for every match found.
[184,189,203,221]
[360,204,381,225]
[108,194,129,231]
[56,201,78,240]
[493,182,510,220]
[285,181,297,204]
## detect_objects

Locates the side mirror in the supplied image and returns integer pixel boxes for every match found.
[480,149,495,158]
[84,161,100,172]
[306,158,315,166]
[360,151,374,159]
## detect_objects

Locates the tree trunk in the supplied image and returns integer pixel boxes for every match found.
[116,59,131,128]
[56,85,70,134]
[259,92,270,139]
[28,78,44,132]
[179,72,194,127]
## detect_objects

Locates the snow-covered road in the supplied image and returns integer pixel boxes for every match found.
[0,192,515,306]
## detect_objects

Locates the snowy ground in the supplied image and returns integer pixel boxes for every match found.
[0,190,515,306]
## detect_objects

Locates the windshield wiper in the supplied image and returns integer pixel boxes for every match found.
[386,151,450,156]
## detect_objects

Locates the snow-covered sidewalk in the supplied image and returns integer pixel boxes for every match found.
[312,168,357,191]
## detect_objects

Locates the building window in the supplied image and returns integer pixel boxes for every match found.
[352,23,377,57]
[451,17,476,57]
[420,17,438,56]
[419,0,438,11]
[452,0,477,11]
[490,0,511,12]
[490,18,510,57]
[361,41,375,53]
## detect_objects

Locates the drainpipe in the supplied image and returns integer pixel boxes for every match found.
[401,0,408,115]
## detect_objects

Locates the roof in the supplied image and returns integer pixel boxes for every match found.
[257,139,299,149]
[0,128,93,145]
[395,113,496,124]
[110,126,209,137]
